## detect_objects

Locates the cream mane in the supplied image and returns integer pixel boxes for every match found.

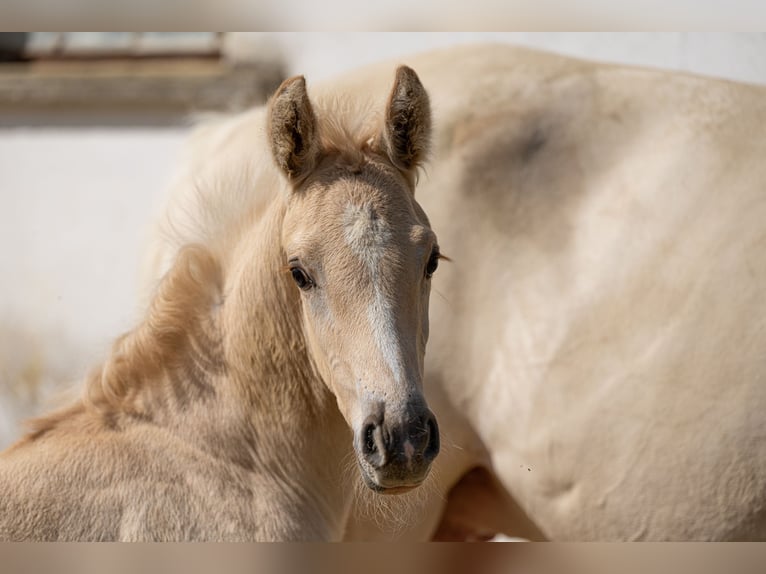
[20,244,223,443]
[89,245,223,414]
[314,93,383,165]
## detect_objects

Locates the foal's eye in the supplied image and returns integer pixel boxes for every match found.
[290,266,314,290]
[425,251,440,279]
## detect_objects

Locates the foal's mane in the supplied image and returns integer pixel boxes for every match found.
[88,245,223,413]
[21,245,223,442]
[22,92,384,441]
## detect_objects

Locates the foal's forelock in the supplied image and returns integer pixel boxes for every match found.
[314,95,381,164]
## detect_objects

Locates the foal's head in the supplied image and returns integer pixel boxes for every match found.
[268,67,440,493]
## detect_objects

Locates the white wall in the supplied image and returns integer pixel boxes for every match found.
[1,33,765,447]
[0,125,188,443]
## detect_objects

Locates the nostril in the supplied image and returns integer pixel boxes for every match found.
[424,415,440,460]
[363,423,377,456]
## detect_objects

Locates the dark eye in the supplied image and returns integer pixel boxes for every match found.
[425,251,440,279]
[290,266,314,290]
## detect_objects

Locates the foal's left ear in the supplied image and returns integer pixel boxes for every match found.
[380,66,432,174]
[268,75,320,183]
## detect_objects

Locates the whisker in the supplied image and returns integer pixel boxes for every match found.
[432,286,450,304]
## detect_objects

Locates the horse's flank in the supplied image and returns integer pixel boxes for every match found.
[335,43,766,540]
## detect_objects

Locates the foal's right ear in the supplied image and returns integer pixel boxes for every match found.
[268,75,320,183]
[380,66,431,174]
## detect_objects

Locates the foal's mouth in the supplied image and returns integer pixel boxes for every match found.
[359,464,430,495]
[372,484,420,496]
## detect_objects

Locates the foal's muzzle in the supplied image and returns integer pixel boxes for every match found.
[356,408,440,492]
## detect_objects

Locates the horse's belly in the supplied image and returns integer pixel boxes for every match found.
[489,387,766,540]
[466,255,766,540]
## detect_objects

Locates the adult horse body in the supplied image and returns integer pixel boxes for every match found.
[166,44,766,540]
[339,44,766,540]
[85,44,765,541]
[0,68,441,540]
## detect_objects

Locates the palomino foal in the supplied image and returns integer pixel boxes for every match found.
[0,67,440,540]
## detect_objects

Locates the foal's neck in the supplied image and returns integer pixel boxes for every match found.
[213,196,353,537]
[78,195,354,538]
[220,200,334,424]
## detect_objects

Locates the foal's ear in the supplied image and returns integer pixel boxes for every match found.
[268,75,320,183]
[381,66,431,174]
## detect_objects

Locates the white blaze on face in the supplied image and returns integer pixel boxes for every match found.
[368,284,405,384]
[343,202,406,385]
